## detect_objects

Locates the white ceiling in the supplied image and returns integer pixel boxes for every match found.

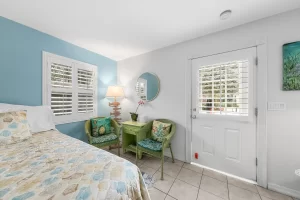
[1,0,300,61]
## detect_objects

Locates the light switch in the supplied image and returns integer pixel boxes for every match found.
[268,102,286,111]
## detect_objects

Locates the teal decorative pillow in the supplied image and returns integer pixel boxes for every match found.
[0,110,32,145]
[91,117,111,137]
[151,120,171,142]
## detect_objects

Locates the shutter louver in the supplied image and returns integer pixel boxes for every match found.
[51,92,72,116]
[78,93,94,113]
[51,63,72,88]
[198,61,249,116]
[50,63,73,116]
[78,69,94,90]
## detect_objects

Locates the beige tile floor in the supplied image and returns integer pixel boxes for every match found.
[107,148,298,200]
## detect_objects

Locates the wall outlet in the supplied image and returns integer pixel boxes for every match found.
[268,102,286,111]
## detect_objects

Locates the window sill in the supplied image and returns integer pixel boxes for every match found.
[54,114,96,125]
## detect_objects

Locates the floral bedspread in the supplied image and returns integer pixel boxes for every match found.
[0,130,150,200]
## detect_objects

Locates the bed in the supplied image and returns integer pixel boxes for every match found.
[0,130,150,200]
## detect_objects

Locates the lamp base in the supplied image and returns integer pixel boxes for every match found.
[109,100,121,123]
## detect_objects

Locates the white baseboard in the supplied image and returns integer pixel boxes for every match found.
[268,183,300,199]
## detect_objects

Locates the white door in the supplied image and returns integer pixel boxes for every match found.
[191,47,257,181]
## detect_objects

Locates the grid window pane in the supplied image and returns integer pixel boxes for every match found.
[78,69,94,90]
[51,92,72,116]
[198,60,249,116]
[78,93,94,113]
[51,63,72,88]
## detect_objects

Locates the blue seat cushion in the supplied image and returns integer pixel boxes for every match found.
[138,138,162,152]
[89,133,117,144]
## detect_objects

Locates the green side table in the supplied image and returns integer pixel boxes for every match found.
[122,121,146,159]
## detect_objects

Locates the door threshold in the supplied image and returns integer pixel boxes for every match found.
[191,162,257,185]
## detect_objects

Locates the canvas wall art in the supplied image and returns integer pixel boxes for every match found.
[283,41,300,90]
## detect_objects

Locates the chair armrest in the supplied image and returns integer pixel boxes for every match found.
[111,119,122,137]
[85,120,92,142]
[139,121,153,141]
[163,123,176,148]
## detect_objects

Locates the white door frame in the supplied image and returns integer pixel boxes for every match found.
[185,42,268,187]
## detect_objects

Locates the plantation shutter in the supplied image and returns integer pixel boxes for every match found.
[77,68,95,114]
[50,63,73,116]
[199,61,249,116]
[51,63,72,88]
[78,93,94,113]
[51,92,72,116]
[44,52,97,124]
[78,69,94,89]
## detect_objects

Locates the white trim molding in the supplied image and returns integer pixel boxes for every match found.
[268,183,300,199]
[43,51,98,125]
[185,42,268,188]
[185,58,192,163]
[256,44,268,188]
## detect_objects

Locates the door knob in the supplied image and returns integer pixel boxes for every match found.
[192,115,196,119]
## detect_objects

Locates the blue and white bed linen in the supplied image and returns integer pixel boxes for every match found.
[0,130,150,200]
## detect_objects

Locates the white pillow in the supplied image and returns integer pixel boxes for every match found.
[26,106,56,133]
[0,103,27,112]
[0,104,55,133]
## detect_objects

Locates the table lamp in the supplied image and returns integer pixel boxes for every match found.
[106,86,125,123]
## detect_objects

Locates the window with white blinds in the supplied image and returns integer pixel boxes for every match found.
[78,93,94,113]
[51,64,72,88]
[78,69,94,89]
[43,52,97,124]
[198,60,249,116]
[51,92,72,116]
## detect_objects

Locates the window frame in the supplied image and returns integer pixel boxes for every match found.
[198,60,249,117]
[43,51,98,125]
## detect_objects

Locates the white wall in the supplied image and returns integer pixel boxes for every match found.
[118,9,300,195]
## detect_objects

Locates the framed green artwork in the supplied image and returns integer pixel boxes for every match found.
[283,41,300,90]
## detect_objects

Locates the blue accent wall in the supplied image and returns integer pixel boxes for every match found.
[0,17,117,142]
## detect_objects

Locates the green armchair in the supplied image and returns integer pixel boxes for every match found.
[136,119,176,180]
[85,117,122,156]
